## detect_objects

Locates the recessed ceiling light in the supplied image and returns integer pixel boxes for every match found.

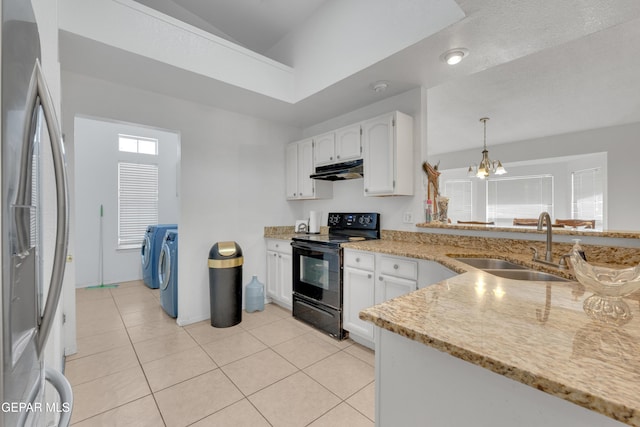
[370,80,389,93]
[441,48,469,65]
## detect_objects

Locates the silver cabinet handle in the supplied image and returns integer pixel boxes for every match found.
[337,155,340,159]
[23,61,69,355]
[379,276,383,281]
[394,264,399,270]
[367,274,372,279]
[330,156,333,160]
[275,244,279,248]
[365,188,368,192]
[355,257,360,262]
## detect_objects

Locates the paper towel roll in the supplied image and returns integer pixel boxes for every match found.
[309,211,322,234]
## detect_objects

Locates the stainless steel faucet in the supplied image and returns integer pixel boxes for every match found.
[537,211,553,262]
[529,212,571,269]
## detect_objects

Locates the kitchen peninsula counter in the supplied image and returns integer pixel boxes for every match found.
[348,238,640,426]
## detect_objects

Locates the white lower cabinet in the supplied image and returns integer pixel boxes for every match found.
[343,249,457,349]
[344,266,375,343]
[375,274,416,305]
[265,239,292,309]
[418,259,458,289]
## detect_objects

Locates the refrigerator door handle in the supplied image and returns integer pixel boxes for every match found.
[45,367,74,427]
[22,60,69,355]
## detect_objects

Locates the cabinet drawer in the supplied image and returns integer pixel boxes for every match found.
[344,251,375,270]
[379,256,417,280]
[266,239,292,254]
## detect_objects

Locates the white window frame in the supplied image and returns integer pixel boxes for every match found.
[117,162,159,249]
[118,134,158,155]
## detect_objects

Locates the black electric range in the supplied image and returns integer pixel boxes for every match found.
[291,213,380,339]
[291,212,381,246]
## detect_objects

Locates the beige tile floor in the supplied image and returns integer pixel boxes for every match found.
[68,280,375,426]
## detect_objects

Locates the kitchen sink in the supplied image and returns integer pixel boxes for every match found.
[454,257,528,270]
[453,257,569,282]
[483,269,569,282]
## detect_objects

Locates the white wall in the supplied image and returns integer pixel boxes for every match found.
[61,71,301,325]
[74,117,180,287]
[299,88,428,231]
[432,123,638,230]
[266,0,464,100]
[59,0,295,102]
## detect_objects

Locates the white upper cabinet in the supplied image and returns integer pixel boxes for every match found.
[362,111,414,196]
[286,139,332,200]
[285,142,299,199]
[314,132,336,166]
[335,124,362,162]
[297,139,316,198]
[314,124,362,166]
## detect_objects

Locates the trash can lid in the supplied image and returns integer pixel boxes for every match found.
[208,241,243,268]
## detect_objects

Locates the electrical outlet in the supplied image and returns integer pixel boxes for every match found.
[403,212,414,223]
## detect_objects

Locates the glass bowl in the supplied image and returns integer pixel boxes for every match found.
[569,247,640,326]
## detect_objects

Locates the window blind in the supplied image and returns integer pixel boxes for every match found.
[571,168,603,230]
[487,175,553,227]
[443,180,473,222]
[118,162,158,248]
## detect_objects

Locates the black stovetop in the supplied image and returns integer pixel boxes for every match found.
[292,212,380,247]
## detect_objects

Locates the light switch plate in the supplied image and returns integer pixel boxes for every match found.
[403,212,414,223]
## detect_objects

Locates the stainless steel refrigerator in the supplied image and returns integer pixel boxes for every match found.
[1,0,73,425]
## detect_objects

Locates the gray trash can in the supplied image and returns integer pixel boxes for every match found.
[208,241,243,328]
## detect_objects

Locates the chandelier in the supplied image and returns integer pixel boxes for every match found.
[467,117,506,179]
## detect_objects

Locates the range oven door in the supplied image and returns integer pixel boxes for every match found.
[292,241,342,309]
[293,294,346,340]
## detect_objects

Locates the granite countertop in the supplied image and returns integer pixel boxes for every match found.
[416,222,640,239]
[264,226,329,241]
[353,239,640,426]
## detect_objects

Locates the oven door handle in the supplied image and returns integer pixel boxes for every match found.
[292,241,339,254]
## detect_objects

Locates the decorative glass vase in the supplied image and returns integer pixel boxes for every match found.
[436,196,449,223]
[569,240,640,326]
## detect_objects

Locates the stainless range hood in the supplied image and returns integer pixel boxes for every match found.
[310,159,363,181]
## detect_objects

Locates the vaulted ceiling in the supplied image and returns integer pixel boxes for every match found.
[59,0,640,155]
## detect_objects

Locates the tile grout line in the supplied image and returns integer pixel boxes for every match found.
[114,285,169,427]
[73,286,374,426]
[69,286,160,425]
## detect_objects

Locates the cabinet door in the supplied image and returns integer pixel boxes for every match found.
[344,267,375,341]
[297,139,315,198]
[375,274,416,305]
[363,115,395,195]
[278,252,293,307]
[266,250,279,298]
[285,143,299,199]
[335,125,361,162]
[418,260,457,289]
[314,132,336,166]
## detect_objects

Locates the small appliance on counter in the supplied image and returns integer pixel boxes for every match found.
[308,210,322,234]
[295,220,309,233]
